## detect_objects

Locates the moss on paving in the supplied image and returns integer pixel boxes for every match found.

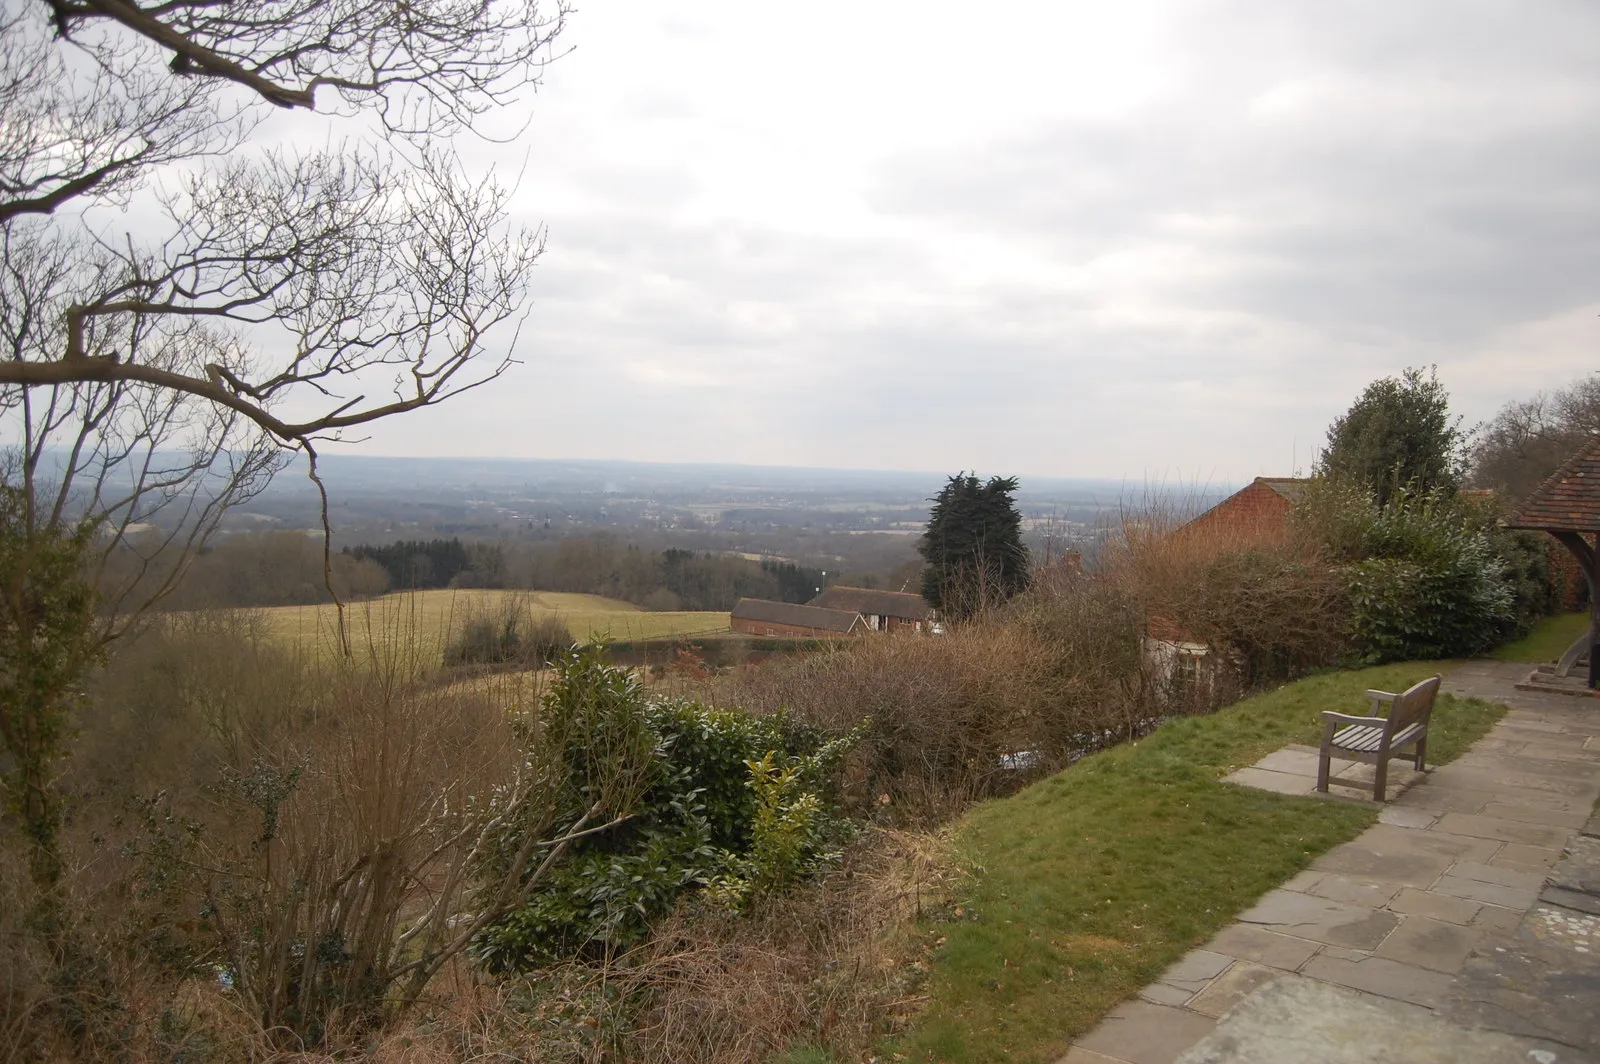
[1491,612,1591,665]
[893,662,1504,1064]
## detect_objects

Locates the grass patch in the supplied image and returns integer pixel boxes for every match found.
[893,662,1504,1063]
[245,588,730,662]
[1491,612,1590,664]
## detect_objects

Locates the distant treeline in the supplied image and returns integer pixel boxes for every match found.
[344,538,499,590]
[154,531,841,612]
[500,539,827,611]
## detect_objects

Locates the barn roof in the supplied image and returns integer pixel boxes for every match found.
[731,598,862,633]
[1504,436,1600,532]
[808,585,933,620]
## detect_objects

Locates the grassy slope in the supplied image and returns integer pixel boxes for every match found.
[252,588,730,658]
[1490,612,1590,664]
[895,662,1504,1064]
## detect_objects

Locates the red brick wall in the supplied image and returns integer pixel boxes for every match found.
[1549,537,1593,612]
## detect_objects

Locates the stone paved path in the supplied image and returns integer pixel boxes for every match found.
[1060,661,1600,1064]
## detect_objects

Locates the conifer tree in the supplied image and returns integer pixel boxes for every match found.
[918,473,1030,621]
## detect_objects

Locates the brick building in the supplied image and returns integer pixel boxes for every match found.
[806,586,934,632]
[1172,477,1310,548]
[1147,477,1311,692]
[730,598,865,638]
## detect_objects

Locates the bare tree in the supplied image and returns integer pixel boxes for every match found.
[1471,373,1600,503]
[0,0,563,923]
[0,0,564,630]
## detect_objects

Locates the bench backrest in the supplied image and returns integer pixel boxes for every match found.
[1388,674,1442,734]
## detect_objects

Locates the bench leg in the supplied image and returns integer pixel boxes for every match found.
[1316,749,1331,793]
[1414,737,1427,772]
[1372,759,1389,803]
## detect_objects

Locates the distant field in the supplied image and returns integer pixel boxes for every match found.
[251,589,729,660]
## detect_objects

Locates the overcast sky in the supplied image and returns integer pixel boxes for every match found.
[343,0,1600,483]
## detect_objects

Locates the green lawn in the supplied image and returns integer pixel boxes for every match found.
[1491,612,1590,664]
[891,663,1504,1064]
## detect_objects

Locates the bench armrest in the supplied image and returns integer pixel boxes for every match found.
[1320,711,1387,727]
[1364,689,1398,703]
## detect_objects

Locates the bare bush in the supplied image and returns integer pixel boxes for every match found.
[620,829,960,1064]
[3,609,660,1055]
[1108,505,1351,694]
[721,610,1149,823]
[443,596,574,667]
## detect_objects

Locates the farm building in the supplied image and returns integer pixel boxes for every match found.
[807,585,934,632]
[730,598,865,638]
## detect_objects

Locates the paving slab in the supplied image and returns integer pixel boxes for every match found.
[1480,800,1593,829]
[1222,766,1314,796]
[1432,874,1540,911]
[1202,924,1321,970]
[1434,813,1570,848]
[1472,905,1524,934]
[1072,1000,1217,1064]
[1350,822,1505,863]
[1489,843,1565,875]
[1305,872,1403,907]
[1444,904,1600,1054]
[1449,862,1546,892]
[1299,952,1455,1007]
[1546,836,1600,896]
[1518,742,1600,764]
[1184,961,1287,1018]
[1139,982,1195,1008]
[1426,768,1599,801]
[1155,949,1233,994]
[1060,1049,1131,1064]
[1377,805,1438,829]
[1373,915,1483,973]
[1541,887,1600,916]
[1310,839,1457,887]
[1235,889,1400,949]
[1174,975,1596,1064]
[1063,662,1600,1064]
[1391,785,1494,815]
[1255,747,1327,774]
[1386,886,1480,925]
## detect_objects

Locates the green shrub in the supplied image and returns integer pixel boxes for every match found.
[1339,489,1515,662]
[471,648,856,971]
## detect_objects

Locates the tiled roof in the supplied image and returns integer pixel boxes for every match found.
[1258,477,1313,503]
[808,585,933,620]
[1504,436,1600,532]
[731,598,862,633]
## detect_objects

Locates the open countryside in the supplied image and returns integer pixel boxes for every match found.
[252,589,730,658]
[5,3,1600,1064]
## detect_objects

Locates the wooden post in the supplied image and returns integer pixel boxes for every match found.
[1554,531,1600,690]
[1591,532,1599,690]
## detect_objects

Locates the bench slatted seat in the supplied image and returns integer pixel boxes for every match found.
[1316,675,1441,802]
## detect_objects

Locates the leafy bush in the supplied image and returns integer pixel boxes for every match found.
[1330,488,1516,662]
[472,648,856,971]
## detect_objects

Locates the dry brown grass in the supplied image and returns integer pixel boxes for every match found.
[620,828,960,1064]
[290,828,964,1064]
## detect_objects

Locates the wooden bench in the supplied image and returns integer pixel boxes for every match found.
[1316,674,1441,801]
